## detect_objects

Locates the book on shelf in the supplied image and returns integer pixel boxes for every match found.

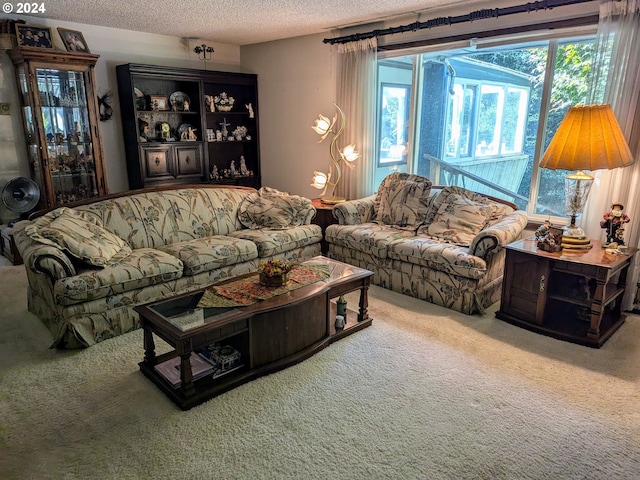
[197,343,243,379]
[154,354,214,389]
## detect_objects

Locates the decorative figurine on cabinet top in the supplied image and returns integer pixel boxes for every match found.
[600,201,630,247]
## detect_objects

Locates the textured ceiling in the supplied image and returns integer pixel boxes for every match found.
[33,0,472,46]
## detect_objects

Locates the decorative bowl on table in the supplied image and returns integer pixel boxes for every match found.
[258,259,293,287]
[259,272,290,287]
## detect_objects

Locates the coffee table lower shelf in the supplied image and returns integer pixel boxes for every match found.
[140,309,370,410]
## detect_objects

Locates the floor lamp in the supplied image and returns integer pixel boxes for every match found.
[538,104,634,249]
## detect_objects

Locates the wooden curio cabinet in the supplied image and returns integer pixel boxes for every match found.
[116,63,260,190]
[8,47,108,209]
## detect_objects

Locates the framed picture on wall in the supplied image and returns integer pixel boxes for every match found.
[15,24,53,49]
[57,28,90,53]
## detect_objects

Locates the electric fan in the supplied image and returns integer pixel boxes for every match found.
[1,177,41,226]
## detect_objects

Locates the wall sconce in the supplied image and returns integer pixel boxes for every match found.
[193,44,214,67]
[310,103,359,204]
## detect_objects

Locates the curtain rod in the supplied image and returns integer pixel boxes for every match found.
[322,0,595,45]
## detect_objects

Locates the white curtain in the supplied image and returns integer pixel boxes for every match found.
[583,0,640,309]
[335,38,378,200]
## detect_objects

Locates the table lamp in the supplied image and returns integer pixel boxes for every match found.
[538,104,634,249]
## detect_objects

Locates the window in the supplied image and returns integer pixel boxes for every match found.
[375,30,604,222]
[378,83,410,166]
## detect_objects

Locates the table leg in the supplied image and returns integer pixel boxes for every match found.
[143,327,156,364]
[358,278,370,322]
[179,339,196,396]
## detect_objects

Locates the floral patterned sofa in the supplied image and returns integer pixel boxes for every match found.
[13,185,322,348]
[325,173,528,314]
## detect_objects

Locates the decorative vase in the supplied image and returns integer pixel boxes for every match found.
[259,272,289,287]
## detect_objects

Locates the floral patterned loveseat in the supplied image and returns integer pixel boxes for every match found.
[13,185,322,348]
[325,173,527,314]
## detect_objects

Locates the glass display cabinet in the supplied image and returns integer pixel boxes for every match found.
[8,48,107,209]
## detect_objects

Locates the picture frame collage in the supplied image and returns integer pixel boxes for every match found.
[15,24,90,53]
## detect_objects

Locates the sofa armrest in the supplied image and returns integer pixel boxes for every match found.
[13,220,77,280]
[332,195,377,225]
[469,210,528,259]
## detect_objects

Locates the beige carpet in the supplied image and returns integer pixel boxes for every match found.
[1,264,639,480]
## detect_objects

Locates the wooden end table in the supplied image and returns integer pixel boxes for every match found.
[496,237,638,347]
[311,199,337,254]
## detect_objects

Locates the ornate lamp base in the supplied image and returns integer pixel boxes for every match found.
[321,196,346,205]
[561,215,592,249]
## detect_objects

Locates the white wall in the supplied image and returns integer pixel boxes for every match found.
[241,34,335,198]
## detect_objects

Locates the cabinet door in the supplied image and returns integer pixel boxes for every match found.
[141,145,173,180]
[501,250,550,325]
[175,144,204,177]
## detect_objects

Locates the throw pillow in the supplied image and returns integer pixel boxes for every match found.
[374,172,432,230]
[26,207,131,266]
[423,193,494,246]
[425,185,513,225]
[238,187,315,229]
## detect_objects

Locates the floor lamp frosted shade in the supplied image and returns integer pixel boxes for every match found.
[539,104,634,242]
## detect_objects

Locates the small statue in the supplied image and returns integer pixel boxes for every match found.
[245,103,254,118]
[183,100,189,112]
[138,118,149,142]
[181,127,197,141]
[210,165,219,180]
[535,219,551,241]
[239,155,248,176]
[534,219,562,252]
[600,201,630,246]
[230,160,236,176]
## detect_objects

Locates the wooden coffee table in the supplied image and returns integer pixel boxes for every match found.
[135,256,373,410]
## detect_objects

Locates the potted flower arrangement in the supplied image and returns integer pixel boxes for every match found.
[213,92,235,112]
[258,259,293,287]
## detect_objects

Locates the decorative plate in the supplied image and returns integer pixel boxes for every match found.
[170,91,191,112]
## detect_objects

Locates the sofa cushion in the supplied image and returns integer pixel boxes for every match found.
[54,248,184,306]
[156,235,258,276]
[386,237,488,279]
[374,172,433,230]
[228,225,322,257]
[25,207,131,267]
[325,223,415,258]
[422,193,494,246]
[425,185,513,226]
[238,187,316,229]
